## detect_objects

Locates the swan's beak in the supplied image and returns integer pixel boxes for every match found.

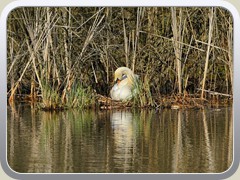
[115,75,127,84]
[116,78,121,84]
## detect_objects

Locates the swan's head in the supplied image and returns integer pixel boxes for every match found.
[110,67,139,100]
[113,67,134,86]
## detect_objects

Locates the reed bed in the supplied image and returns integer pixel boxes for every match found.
[7,7,233,110]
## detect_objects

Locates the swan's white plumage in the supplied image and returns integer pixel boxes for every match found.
[110,67,138,101]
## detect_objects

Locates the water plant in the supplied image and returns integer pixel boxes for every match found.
[65,83,95,109]
[40,82,95,111]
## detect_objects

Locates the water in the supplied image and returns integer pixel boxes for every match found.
[7,103,232,173]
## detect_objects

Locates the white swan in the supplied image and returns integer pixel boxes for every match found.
[110,67,138,101]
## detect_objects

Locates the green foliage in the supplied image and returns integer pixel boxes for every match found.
[41,82,63,110]
[132,76,154,107]
[65,84,95,109]
[40,82,95,110]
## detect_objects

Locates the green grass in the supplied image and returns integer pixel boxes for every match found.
[41,83,63,110]
[65,84,95,109]
[40,82,95,111]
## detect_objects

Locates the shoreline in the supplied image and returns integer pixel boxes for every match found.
[9,92,233,111]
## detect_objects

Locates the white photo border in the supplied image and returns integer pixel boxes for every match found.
[0,0,239,179]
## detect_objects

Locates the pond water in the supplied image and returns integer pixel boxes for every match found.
[7,103,232,173]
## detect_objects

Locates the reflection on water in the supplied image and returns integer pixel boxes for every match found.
[7,104,232,173]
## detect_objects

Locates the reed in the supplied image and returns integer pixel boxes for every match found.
[41,82,63,110]
[7,7,233,109]
[40,82,95,110]
[132,76,154,107]
[65,84,95,109]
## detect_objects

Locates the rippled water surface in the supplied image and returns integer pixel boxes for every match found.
[7,104,232,173]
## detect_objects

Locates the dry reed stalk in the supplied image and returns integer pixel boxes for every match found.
[171,7,183,94]
[182,35,193,91]
[7,40,26,77]
[132,7,145,73]
[7,7,233,107]
[104,7,111,84]
[71,10,105,69]
[61,8,72,102]
[227,16,233,93]
[195,39,229,53]
[26,41,43,95]
[139,30,205,52]
[8,52,34,102]
[122,8,129,68]
[201,8,215,99]
[91,62,98,83]
[197,88,232,97]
